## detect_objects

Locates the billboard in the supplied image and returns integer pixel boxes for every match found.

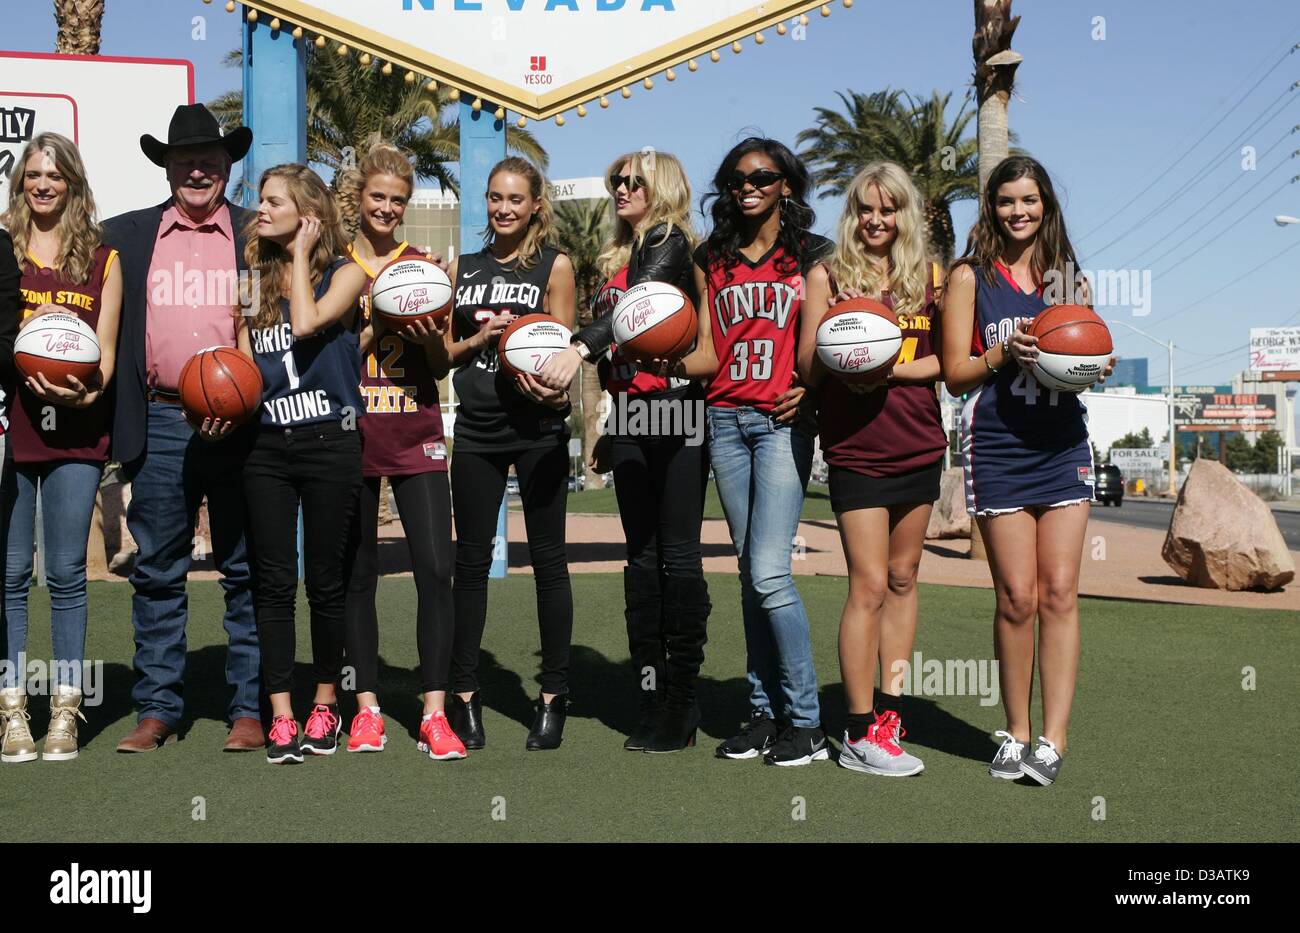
[229,1,847,119]
[1249,327,1300,381]
[0,52,194,221]
[1173,393,1277,432]
[1109,448,1165,471]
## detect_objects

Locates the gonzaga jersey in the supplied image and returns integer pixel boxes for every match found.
[960,261,1093,513]
[696,236,831,410]
[250,259,364,429]
[451,246,570,451]
[349,242,447,477]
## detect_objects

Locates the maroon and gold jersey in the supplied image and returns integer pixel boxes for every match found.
[350,242,447,478]
[8,244,116,463]
[818,274,947,478]
[696,236,830,410]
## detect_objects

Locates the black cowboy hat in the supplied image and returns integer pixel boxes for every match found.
[140,103,253,167]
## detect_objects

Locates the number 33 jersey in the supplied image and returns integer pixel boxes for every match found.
[960,262,1093,513]
[695,235,832,411]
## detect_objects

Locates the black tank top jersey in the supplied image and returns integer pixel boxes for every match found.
[250,258,365,428]
[451,245,571,451]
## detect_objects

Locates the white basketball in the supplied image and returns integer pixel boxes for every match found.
[1031,353,1110,393]
[814,302,903,384]
[370,256,453,324]
[14,312,101,385]
[499,313,574,379]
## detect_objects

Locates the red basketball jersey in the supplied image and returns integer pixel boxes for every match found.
[594,264,674,397]
[698,237,829,410]
[351,242,448,477]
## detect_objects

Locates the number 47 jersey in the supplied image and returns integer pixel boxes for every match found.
[696,236,832,411]
[960,262,1094,514]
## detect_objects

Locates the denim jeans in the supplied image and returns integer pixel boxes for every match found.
[706,406,820,728]
[124,402,259,728]
[1,456,102,690]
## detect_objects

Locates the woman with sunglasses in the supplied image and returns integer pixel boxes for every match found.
[669,138,831,766]
[538,150,709,753]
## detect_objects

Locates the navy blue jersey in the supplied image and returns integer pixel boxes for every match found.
[250,259,364,428]
[960,262,1093,513]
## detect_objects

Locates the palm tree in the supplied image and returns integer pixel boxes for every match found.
[552,198,613,487]
[210,48,546,196]
[973,0,1023,188]
[797,89,980,265]
[53,0,103,55]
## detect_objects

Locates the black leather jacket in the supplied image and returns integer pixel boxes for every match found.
[571,222,695,357]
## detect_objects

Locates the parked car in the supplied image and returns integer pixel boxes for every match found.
[506,475,520,497]
[568,473,585,493]
[1095,463,1124,506]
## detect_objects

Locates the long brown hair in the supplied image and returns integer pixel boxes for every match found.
[1,133,102,284]
[483,157,553,271]
[957,155,1080,300]
[242,164,346,329]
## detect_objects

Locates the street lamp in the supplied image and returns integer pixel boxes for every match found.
[1275,215,1300,226]
[1106,319,1178,496]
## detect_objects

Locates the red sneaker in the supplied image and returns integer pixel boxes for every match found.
[348,707,387,753]
[417,711,467,760]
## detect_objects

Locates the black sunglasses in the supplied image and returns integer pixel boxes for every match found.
[609,173,645,193]
[727,169,784,192]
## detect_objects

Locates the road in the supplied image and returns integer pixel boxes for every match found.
[1089,498,1300,550]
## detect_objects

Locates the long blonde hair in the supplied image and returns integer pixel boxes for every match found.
[242,164,347,329]
[830,161,931,316]
[335,140,416,242]
[484,157,552,271]
[2,133,102,284]
[596,149,694,279]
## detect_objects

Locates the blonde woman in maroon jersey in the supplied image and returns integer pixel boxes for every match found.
[798,161,946,778]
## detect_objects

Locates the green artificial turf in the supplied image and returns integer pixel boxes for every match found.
[2,576,1295,843]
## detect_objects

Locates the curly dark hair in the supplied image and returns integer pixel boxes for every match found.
[700,137,817,283]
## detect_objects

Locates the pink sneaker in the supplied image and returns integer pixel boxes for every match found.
[417,711,467,760]
[348,707,387,753]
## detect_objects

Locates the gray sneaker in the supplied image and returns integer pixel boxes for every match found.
[989,730,1029,779]
[1019,736,1063,786]
[838,712,924,777]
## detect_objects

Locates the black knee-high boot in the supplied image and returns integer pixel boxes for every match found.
[623,566,666,750]
[644,574,710,753]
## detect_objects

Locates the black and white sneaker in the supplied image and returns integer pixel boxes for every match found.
[762,725,829,767]
[266,715,303,765]
[715,709,779,760]
[301,703,342,756]
[1019,736,1063,786]
[989,730,1029,779]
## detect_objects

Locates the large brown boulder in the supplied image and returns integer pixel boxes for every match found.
[1162,459,1295,591]
[926,466,971,539]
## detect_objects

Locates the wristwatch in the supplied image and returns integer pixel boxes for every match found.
[572,341,591,361]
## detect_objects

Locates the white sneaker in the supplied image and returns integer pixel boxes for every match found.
[838,711,924,777]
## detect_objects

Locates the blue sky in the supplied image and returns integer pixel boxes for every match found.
[8,0,1300,395]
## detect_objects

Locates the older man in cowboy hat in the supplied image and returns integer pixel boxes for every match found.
[102,103,263,752]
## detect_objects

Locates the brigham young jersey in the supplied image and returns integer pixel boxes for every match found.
[450,245,570,452]
[250,258,364,428]
[696,235,831,410]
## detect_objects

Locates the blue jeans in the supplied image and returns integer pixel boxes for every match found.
[124,402,259,727]
[706,406,820,728]
[1,457,102,690]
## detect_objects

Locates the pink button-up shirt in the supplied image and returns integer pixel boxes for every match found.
[145,203,240,391]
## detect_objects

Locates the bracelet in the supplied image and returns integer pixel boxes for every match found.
[983,351,999,374]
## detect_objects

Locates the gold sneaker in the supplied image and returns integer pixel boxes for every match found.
[1,688,38,763]
[43,688,87,761]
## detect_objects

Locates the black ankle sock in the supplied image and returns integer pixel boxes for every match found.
[846,713,874,742]
[874,691,904,717]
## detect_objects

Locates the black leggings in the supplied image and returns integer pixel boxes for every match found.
[344,471,454,695]
[612,431,708,576]
[243,424,362,695]
[450,443,572,695]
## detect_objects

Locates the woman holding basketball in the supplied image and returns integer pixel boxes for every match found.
[338,143,463,760]
[536,150,710,753]
[443,157,577,751]
[941,155,1113,785]
[671,138,831,766]
[240,163,368,764]
[797,162,945,778]
[0,133,121,763]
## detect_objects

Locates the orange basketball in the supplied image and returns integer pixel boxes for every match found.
[179,346,264,429]
[1028,305,1114,392]
[611,282,697,365]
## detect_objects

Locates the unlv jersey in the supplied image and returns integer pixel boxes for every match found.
[695,236,831,410]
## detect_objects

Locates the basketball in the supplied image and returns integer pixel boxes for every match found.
[178,346,265,429]
[14,312,101,387]
[498,313,573,380]
[611,281,696,364]
[1028,304,1113,392]
[815,298,904,384]
[370,256,454,328]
